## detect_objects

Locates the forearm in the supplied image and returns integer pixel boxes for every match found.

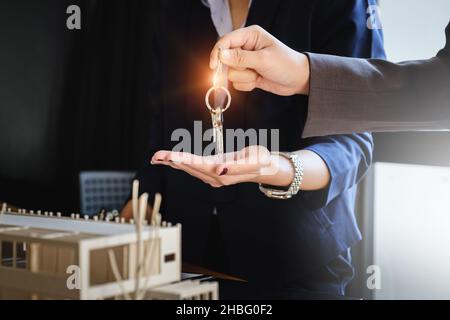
[303,52,450,137]
[257,150,330,191]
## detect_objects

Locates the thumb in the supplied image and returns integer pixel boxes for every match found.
[220,48,263,70]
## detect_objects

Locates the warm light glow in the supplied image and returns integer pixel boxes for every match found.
[213,71,219,88]
[212,59,224,88]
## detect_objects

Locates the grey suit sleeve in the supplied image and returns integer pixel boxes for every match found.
[302,23,450,138]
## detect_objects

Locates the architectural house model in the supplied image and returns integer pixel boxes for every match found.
[0,200,218,300]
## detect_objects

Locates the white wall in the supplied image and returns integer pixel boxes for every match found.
[379,0,449,62]
[372,163,450,300]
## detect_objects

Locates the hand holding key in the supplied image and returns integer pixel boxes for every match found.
[209,25,310,96]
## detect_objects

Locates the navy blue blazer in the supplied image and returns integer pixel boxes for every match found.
[136,0,385,284]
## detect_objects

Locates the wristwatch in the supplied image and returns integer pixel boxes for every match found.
[259,152,304,200]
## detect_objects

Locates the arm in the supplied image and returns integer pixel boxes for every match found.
[149,122,364,204]
[210,16,450,137]
[151,146,330,191]
[303,22,450,137]
[258,150,330,191]
[294,0,380,208]
[154,1,379,205]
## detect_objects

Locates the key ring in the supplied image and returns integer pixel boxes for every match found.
[205,86,231,114]
[205,47,231,114]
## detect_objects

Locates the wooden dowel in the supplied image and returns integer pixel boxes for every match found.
[132,180,139,223]
[151,193,162,226]
[0,202,6,222]
[135,192,148,299]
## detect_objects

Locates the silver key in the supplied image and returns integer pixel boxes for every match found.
[205,48,231,156]
[211,107,224,154]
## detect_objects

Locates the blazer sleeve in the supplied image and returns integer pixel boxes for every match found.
[302,21,450,138]
[299,0,384,209]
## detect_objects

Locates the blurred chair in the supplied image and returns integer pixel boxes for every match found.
[79,171,135,215]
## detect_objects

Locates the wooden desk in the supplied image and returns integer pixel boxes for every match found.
[182,263,245,282]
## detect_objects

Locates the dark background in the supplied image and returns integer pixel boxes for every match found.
[1,0,450,298]
[0,0,161,212]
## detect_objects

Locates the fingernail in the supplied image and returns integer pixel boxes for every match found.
[152,159,164,164]
[221,49,231,61]
[219,168,228,176]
